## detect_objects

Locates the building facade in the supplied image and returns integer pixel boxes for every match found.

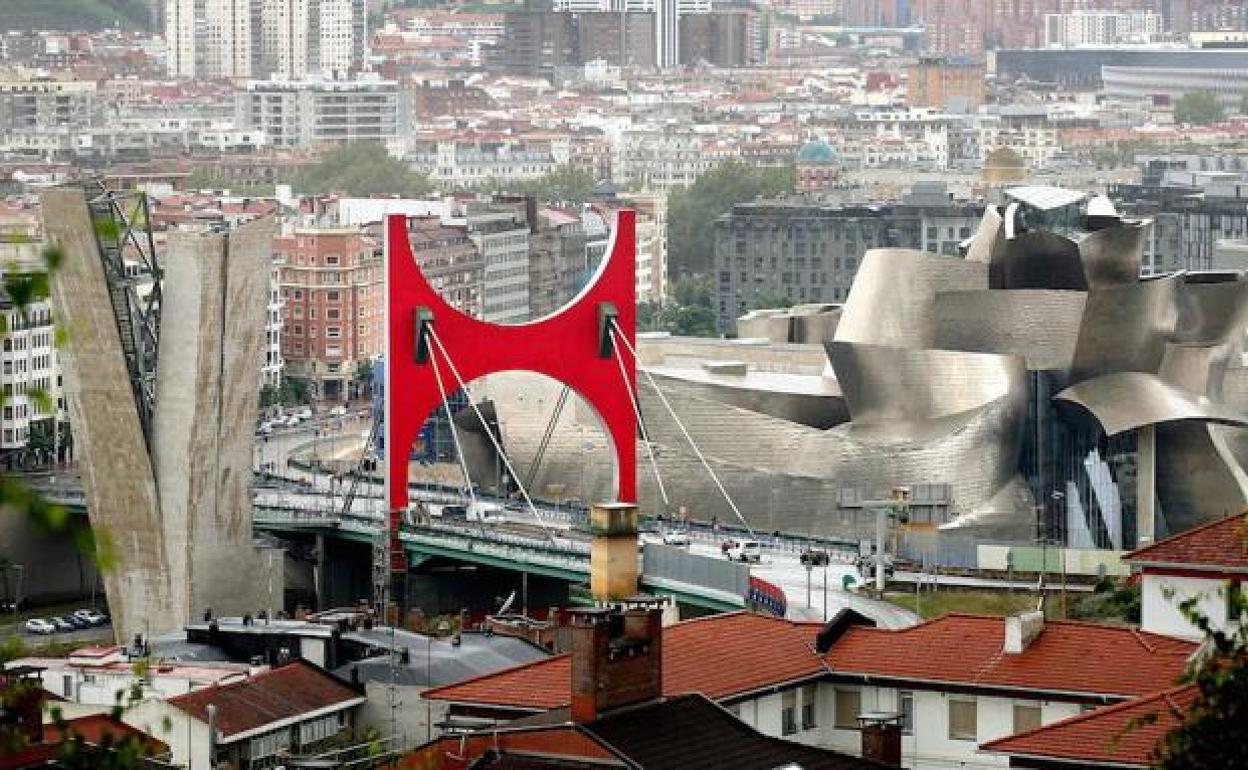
[276,227,382,401]
[407,215,485,319]
[235,78,406,149]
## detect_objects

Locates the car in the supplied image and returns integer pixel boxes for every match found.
[24,618,55,635]
[329,405,347,417]
[50,616,75,633]
[284,414,302,427]
[73,609,107,627]
[296,406,313,420]
[662,530,691,547]
[726,540,762,563]
[256,422,273,436]
[62,614,91,630]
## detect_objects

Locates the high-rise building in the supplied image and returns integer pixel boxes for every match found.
[406,216,485,319]
[165,0,197,77]
[276,227,383,401]
[467,209,531,324]
[204,0,254,78]
[656,0,680,68]
[235,78,406,149]
[261,0,310,79]
[907,56,986,108]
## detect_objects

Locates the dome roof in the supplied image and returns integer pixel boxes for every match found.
[797,140,838,164]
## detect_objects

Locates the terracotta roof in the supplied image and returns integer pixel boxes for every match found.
[423,612,827,710]
[824,614,1195,698]
[1124,512,1248,572]
[166,661,363,739]
[981,684,1197,767]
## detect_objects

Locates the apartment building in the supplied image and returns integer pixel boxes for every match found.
[467,209,531,324]
[276,227,382,401]
[406,215,484,319]
[236,77,406,150]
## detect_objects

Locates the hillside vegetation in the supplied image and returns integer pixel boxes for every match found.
[2,0,151,32]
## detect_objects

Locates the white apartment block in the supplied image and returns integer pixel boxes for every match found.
[551,0,710,11]
[165,0,198,77]
[235,77,406,149]
[618,129,716,190]
[0,299,63,457]
[407,138,570,189]
[468,211,531,324]
[1043,10,1163,47]
[265,250,285,388]
[203,0,254,78]
[262,0,311,80]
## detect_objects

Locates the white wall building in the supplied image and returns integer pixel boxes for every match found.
[264,250,285,388]
[165,0,198,78]
[466,210,531,324]
[203,0,254,78]
[261,0,311,80]
[1043,10,1163,48]
[1125,513,1248,641]
[235,77,406,150]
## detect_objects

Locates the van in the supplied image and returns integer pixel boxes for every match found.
[726,540,762,563]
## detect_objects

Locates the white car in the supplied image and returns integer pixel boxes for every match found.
[73,609,107,626]
[296,406,313,420]
[24,618,55,635]
[726,540,762,563]
[329,405,347,417]
[662,530,691,547]
[256,422,273,436]
[285,414,302,427]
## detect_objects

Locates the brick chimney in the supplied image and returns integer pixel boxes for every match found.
[1003,611,1045,654]
[569,605,663,723]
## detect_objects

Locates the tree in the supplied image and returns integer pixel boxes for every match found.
[749,291,795,311]
[1174,91,1225,127]
[637,276,719,337]
[295,142,433,197]
[667,160,795,279]
[471,165,600,205]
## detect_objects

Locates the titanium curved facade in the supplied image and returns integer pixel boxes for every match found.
[474,186,1248,547]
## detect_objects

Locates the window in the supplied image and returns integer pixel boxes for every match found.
[834,688,861,730]
[801,684,817,730]
[899,690,914,734]
[948,698,977,741]
[1013,703,1042,734]
[782,690,798,735]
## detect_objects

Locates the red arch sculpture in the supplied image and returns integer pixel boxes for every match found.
[385,210,637,567]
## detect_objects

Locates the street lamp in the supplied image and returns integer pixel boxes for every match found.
[858,486,911,593]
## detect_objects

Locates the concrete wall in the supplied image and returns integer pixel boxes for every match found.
[153,218,282,622]
[41,188,173,643]
[0,510,99,603]
[357,682,446,745]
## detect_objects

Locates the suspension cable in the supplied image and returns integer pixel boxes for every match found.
[609,322,756,538]
[426,328,558,545]
[428,345,487,538]
[608,333,670,509]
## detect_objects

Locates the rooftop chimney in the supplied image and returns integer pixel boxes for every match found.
[1003,611,1045,654]
[588,503,639,602]
[569,605,663,724]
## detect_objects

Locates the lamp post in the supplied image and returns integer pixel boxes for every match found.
[859,486,911,593]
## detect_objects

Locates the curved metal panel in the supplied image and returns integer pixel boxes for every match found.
[1078,220,1148,288]
[828,341,1026,425]
[1156,422,1248,534]
[934,289,1087,372]
[1071,273,1180,380]
[965,204,1004,264]
[835,248,987,349]
[1054,371,1248,436]
[993,231,1086,290]
[1173,272,1248,347]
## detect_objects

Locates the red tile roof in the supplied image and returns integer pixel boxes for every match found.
[1124,512,1248,572]
[981,683,1196,767]
[166,661,363,739]
[423,612,827,710]
[824,614,1195,698]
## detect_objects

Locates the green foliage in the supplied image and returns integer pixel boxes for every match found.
[667,160,795,279]
[295,142,433,198]
[1174,91,1225,127]
[353,358,375,384]
[263,376,313,409]
[638,276,718,337]
[1067,578,1141,624]
[750,291,796,311]
[0,0,151,31]
[469,165,600,205]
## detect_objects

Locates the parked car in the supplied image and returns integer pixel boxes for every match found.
[50,616,75,633]
[329,405,347,417]
[284,414,302,427]
[296,406,313,420]
[256,422,273,436]
[726,540,762,563]
[662,530,691,547]
[24,618,55,635]
[73,609,107,627]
